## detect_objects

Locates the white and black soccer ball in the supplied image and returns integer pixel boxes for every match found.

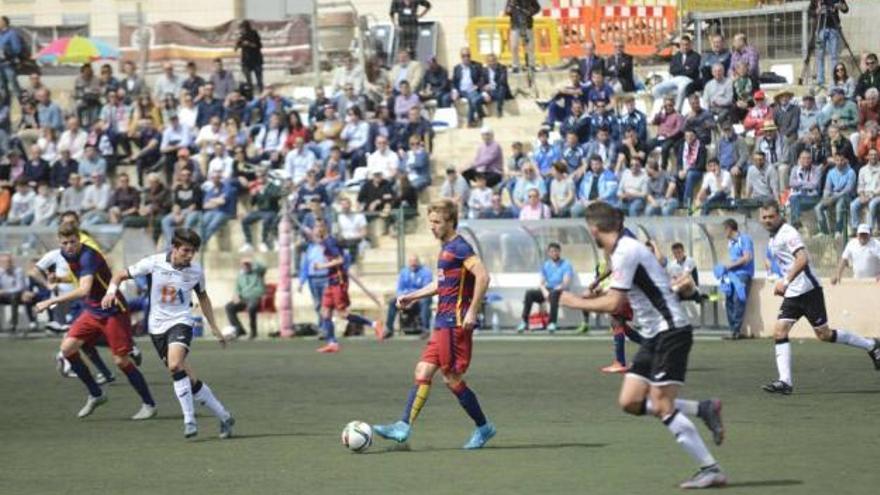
[221,325,239,341]
[341,421,372,453]
[55,351,75,378]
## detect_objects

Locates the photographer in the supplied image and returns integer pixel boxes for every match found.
[505,0,541,74]
[810,0,849,87]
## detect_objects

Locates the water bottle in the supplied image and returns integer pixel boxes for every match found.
[491,312,500,333]
[192,316,204,337]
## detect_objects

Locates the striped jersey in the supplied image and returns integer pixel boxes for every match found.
[127,253,206,335]
[435,235,477,329]
[321,236,347,287]
[768,223,819,297]
[61,244,127,316]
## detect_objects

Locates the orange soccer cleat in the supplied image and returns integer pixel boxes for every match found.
[600,360,627,374]
[316,342,340,353]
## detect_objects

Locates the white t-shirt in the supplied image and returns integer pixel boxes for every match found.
[619,169,649,197]
[337,212,367,241]
[207,155,234,179]
[127,253,206,336]
[36,249,74,294]
[842,238,880,279]
[610,235,690,338]
[700,170,733,195]
[768,223,820,297]
[667,255,697,279]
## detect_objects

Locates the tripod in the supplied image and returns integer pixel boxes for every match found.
[798,5,860,86]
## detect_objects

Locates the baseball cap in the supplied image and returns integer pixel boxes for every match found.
[857,224,871,235]
[753,90,766,100]
[480,126,493,135]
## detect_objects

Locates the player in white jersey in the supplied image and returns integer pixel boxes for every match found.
[560,202,727,489]
[101,228,235,439]
[758,201,880,395]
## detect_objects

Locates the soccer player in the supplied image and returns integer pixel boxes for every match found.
[373,199,496,449]
[312,218,383,353]
[34,223,157,420]
[101,228,236,439]
[560,202,727,489]
[758,200,880,395]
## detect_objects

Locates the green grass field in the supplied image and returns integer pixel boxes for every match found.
[1,336,878,495]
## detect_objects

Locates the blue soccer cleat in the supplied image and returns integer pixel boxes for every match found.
[373,420,411,443]
[463,422,496,450]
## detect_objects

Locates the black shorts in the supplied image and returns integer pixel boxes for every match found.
[629,326,693,386]
[777,287,828,328]
[150,324,193,363]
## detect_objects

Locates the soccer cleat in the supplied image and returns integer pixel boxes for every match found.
[184,422,198,439]
[374,321,386,341]
[316,342,340,353]
[373,420,411,443]
[77,394,108,418]
[600,360,627,374]
[463,422,496,450]
[547,323,557,334]
[238,243,254,253]
[516,322,527,334]
[679,465,728,489]
[258,242,270,253]
[219,416,236,439]
[95,372,116,385]
[697,399,725,446]
[762,379,793,395]
[131,403,157,420]
[576,322,590,334]
[868,339,880,370]
[129,346,143,367]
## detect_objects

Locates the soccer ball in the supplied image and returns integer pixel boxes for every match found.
[341,421,372,453]
[55,351,74,378]
[221,325,239,341]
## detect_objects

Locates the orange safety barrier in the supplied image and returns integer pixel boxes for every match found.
[542,1,595,59]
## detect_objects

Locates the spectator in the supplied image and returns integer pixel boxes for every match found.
[616,126,649,172]
[549,161,576,217]
[334,196,367,260]
[32,183,57,226]
[815,153,857,236]
[466,173,492,219]
[0,17,22,99]
[98,63,120,97]
[517,242,575,333]
[310,105,342,161]
[745,151,779,202]
[511,162,546,214]
[393,81,420,123]
[582,125,618,172]
[483,193,513,219]
[401,134,430,191]
[702,63,734,122]
[331,54,365,97]
[224,258,266,339]
[583,70,615,112]
[357,169,394,225]
[418,57,451,107]
[340,107,370,170]
[829,62,856,101]
[196,116,227,154]
[58,116,88,161]
[120,60,147,103]
[700,34,731,84]
[541,68,584,129]
[60,173,86,215]
[728,33,760,85]
[618,157,649,216]
[131,118,162,186]
[695,158,732,215]
[849,148,880,230]
[320,146,347,200]
[385,254,432,337]
[199,171,240,245]
[731,61,754,122]
[683,93,714,145]
[855,53,879,100]
[284,137,316,187]
[721,218,754,339]
[462,126,503,187]
[617,95,648,144]
[605,39,636,93]
[77,145,107,178]
[530,129,561,176]
[294,169,330,218]
[367,134,400,180]
[743,90,772,136]
[391,106,433,153]
[16,99,40,156]
[0,252,26,333]
[788,149,823,227]
[648,95,685,168]
[154,62,183,101]
[439,166,469,213]
[857,89,880,139]
[74,64,102,127]
[676,128,707,206]
[35,89,63,134]
[23,144,50,184]
[6,180,35,225]
[160,168,202,248]
[717,122,749,194]
[480,53,512,117]
[210,58,236,101]
[389,50,424,93]
[451,48,485,127]
[826,124,857,166]
[195,83,224,128]
[131,94,163,133]
[175,91,198,132]
[107,173,143,226]
[239,166,283,253]
[519,187,551,220]
[576,41,604,83]
[235,20,263,93]
[180,61,205,100]
[813,0,849,85]
[645,157,678,216]
[798,94,820,139]
[820,88,858,133]
[559,131,585,176]
[160,113,195,177]
[389,0,431,58]
[572,155,618,216]
[652,35,701,111]
[38,127,59,166]
[832,224,880,284]
[100,90,131,153]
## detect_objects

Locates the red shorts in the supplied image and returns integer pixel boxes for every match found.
[321,284,350,312]
[68,311,133,357]
[420,327,473,375]
[611,300,634,334]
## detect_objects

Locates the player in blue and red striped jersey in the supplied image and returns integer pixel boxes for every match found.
[373,199,496,449]
[313,218,383,353]
[34,223,157,420]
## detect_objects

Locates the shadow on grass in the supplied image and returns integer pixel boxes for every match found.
[726,479,803,488]
[227,432,328,440]
[366,442,606,454]
[797,389,880,396]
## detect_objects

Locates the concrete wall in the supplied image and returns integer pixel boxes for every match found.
[840,0,880,56]
[743,278,880,339]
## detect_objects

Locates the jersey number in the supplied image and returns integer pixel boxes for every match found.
[159,285,184,304]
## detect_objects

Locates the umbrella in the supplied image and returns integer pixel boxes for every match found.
[36,36,119,65]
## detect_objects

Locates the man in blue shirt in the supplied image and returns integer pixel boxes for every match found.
[384,255,433,338]
[814,153,856,236]
[0,17,22,100]
[517,243,575,333]
[199,171,240,245]
[298,237,329,321]
[722,218,754,340]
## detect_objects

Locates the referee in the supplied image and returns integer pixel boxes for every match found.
[390,0,432,58]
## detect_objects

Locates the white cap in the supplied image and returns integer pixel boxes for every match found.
[480,126,493,135]
[857,224,871,235]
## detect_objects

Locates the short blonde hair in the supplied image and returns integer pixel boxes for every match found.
[428,198,458,229]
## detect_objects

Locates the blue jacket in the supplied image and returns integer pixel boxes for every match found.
[578,169,619,204]
[531,143,560,176]
[823,165,856,200]
[581,139,618,169]
[396,264,433,296]
[618,109,648,143]
[560,145,584,173]
[0,28,22,65]
[299,242,329,285]
[202,179,240,216]
[727,233,755,278]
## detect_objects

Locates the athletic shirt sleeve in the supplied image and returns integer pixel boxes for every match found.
[127,254,158,278]
[609,241,636,291]
[35,250,58,273]
[453,237,476,263]
[841,241,854,262]
[324,237,343,259]
[781,225,805,255]
[78,249,101,277]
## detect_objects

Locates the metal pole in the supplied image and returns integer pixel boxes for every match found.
[277,198,294,337]
[397,207,406,271]
[801,6,809,61]
[312,0,322,86]
[137,2,149,79]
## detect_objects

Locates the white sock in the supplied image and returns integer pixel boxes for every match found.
[645,398,700,417]
[173,376,196,424]
[663,410,717,468]
[775,340,792,386]
[834,330,875,351]
[193,382,230,421]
